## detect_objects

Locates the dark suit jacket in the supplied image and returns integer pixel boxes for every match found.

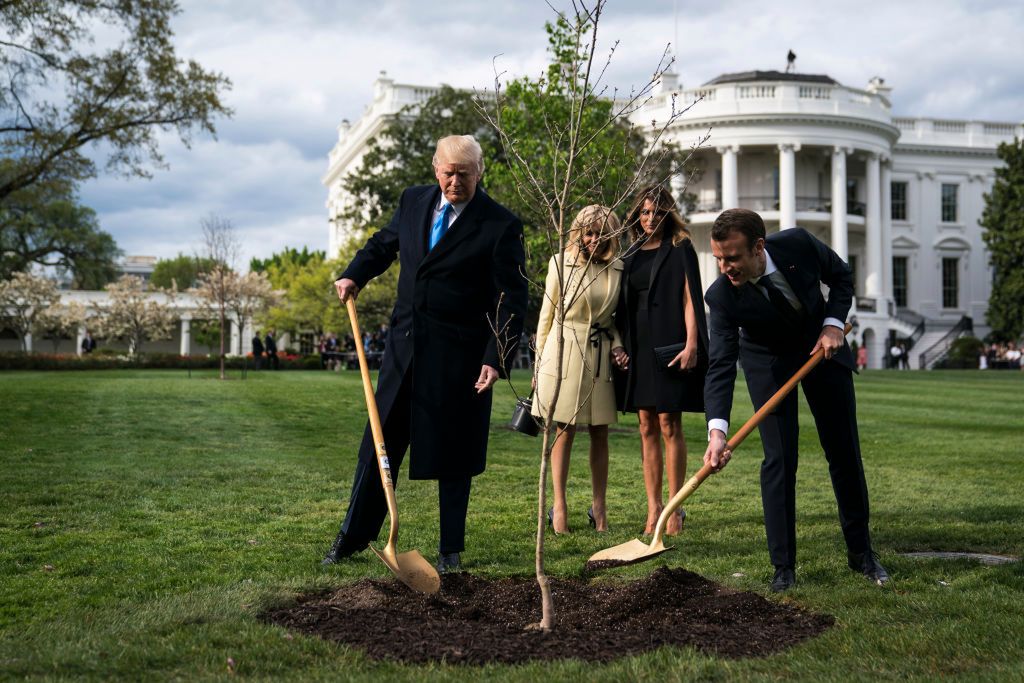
[341,184,527,480]
[264,334,277,354]
[616,237,709,413]
[703,228,854,424]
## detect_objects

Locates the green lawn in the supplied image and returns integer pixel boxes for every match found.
[1,368,1022,681]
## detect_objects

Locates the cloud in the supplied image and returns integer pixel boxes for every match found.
[75,0,1024,273]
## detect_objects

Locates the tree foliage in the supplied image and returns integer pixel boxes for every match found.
[0,177,120,288]
[982,137,1024,342]
[250,246,325,276]
[0,0,232,202]
[35,299,87,352]
[151,254,220,290]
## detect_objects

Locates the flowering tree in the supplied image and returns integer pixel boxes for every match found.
[96,275,176,356]
[226,270,279,355]
[192,215,239,379]
[35,300,87,353]
[0,271,60,351]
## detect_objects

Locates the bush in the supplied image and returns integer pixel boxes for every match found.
[0,352,329,372]
[937,336,984,369]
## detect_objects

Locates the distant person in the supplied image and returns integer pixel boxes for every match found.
[899,341,910,370]
[80,330,97,354]
[856,343,867,371]
[252,331,264,370]
[265,330,279,370]
[325,332,340,370]
[702,208,887,593]
[889,341,903,370]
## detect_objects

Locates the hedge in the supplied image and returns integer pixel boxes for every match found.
[0,352,324,371]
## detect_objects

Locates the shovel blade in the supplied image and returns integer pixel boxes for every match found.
[586,537,673,570]
[370,545,441,594]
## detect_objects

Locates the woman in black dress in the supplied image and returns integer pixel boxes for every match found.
[613,185,708,535]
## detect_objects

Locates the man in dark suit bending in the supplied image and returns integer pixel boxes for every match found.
[322,135,528,573]
[702,208,887,592]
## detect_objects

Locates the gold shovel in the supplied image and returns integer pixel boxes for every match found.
[346,298,440,594]
[587,324,851,571]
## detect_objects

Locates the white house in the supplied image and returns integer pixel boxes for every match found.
[323,69,1021,369]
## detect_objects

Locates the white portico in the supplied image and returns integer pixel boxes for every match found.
[322,70,1023,369]
[633,70,1021,368]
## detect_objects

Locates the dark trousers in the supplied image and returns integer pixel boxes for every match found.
[744,356,871,569]
[339,372,472,554]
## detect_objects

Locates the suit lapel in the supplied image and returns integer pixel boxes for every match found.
[765,242,809,311]
[419,186,484,271]
[410,186,440,267]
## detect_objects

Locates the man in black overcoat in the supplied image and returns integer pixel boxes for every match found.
[322,135,528,573]
[702,208,887,592]
[264,330,278,370]
[251,331,264,370]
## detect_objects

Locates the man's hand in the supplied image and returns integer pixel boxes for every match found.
[475,365,499,393]
[334,278,360,303]
[703,429,732,473]
[611,346,629,370]
[809,325,844,360]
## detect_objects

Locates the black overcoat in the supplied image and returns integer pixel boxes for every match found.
[340,185,527,480]
[616,236,709,413]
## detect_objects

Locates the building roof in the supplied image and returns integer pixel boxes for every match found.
[703,70,838,86]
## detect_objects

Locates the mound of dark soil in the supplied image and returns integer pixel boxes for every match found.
[262,567,833,664]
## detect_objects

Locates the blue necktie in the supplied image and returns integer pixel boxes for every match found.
[429,203,452,250]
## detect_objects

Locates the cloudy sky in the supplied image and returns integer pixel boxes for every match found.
[79,0,1024,270]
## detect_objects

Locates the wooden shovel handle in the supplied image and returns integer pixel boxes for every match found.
[346,298,400,547]
[656,323,853,527]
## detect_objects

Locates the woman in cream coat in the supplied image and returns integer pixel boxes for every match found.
[532,205,623,533]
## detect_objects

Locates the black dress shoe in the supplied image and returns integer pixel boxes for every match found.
[770,566,796,592]
[848,549,890,585]
[436,552,461,574]
[321,530,365,565]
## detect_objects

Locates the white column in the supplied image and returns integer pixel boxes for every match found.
[24,332,33,353]
[230,318,240,356]
[718,145,739,210]
[830,146,850,261]
[881,158,893,314]
[865,153,882,299]
[778,143,799,229]
[180,317,191,356]
[76,325,86,357]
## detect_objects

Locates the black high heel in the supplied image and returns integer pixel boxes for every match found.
[548,507,553,529]
[588,507,596,528]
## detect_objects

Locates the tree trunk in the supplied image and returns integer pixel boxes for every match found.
[218,308,226,380]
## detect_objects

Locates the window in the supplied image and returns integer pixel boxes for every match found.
[715,169,722,205]
[941,183,958,222]
[942,258,959,309]
[891,181,907,221]
[893,256,908,308]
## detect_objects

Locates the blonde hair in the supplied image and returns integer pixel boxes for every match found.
[625,185,691,246]
[567,204,621,264]
[432,135,484,175]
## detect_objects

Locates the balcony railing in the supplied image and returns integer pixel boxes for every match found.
[730,196,867,215]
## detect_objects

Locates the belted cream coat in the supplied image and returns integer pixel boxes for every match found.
[532,254,623,425]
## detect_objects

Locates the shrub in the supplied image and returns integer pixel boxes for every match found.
[938,336,984,369]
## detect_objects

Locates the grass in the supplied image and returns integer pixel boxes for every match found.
[0,368,1022,681]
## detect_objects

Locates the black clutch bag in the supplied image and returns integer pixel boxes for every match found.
[653,342,707,373]
[653,342,686,370]
[509,393,540,436]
